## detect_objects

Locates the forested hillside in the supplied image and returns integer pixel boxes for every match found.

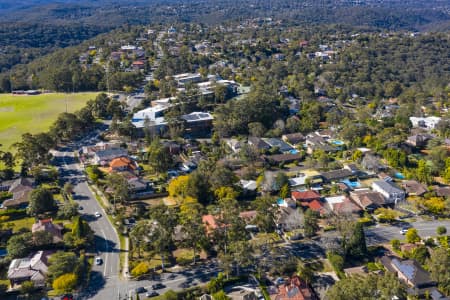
[0,0,449,73]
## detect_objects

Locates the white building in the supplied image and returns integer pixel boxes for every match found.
[371,180,405,204]
[409,116,441,130]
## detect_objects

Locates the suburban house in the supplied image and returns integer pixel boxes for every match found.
[409,116,441,130]
[240,180,258,196]
[324,195,362,215]
[361,154,386,173]
[372,181,405,205]
[31,218,63,243]
[343,265,369,277]
[227,289,258,300]
[434,186,450,198]
[282,133,305,146]
[181,112,214,137]
[108,157,138,173]
[226,139,243,153]
[262,153,303,165]
[305,133,335,154]
[291,190,321,203]
[93,148,128,165]
[269,275,316,300]
[264,138,295,153]
[127,177,153,199]
[8,251,54,289]
[276,207,303,232]
[248,137,271,151]
[380,256,447,298]
[300,199,327,216]
[401,180,427,197]
[1,177,34,209]
[406,134,432,148]
[350,189,387,211]
[320,169,353,183]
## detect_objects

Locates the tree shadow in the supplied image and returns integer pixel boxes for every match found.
[80,270,106,299]
[94,233,118,253]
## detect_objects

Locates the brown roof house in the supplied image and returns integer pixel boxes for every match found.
[380,256,447,298]
[401,180,427,197]
[1,177,34,209]
[32,218,63,243]
[350,189,387,211]
[270,275,316,300]
[108,157,138,173]
[8,250,53,290]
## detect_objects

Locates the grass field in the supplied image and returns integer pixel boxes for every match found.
[0,92,97,151]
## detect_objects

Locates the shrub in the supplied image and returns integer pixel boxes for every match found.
[391,239,401,251]
[131,262,149,278]
[327,251,345,277]
[437,226,447,235]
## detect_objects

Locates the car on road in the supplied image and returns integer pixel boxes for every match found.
[78,206,83,210]
[146,291,159,297]
[152,283,165,290]
[95,257,103,265]
[135,287,146,294]
[400,228,409,235]
[94,212,101,218]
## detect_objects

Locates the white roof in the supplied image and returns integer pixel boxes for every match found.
[324,195,346,204]
[289,176,307,186]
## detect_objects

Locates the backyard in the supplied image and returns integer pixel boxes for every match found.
[0,92,97,151]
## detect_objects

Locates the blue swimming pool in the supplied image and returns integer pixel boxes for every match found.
[289,149,299,154]
[341,179,361,188]
[277,198,284,205]
[331,140,344,145]
[395,172,405,179]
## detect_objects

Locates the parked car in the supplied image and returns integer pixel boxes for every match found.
[94,211,101,218]
[95,257,103,265]
[400,228,409,235]
[152,283,165,290]
[135,287,146,294]
[146,291,159,297]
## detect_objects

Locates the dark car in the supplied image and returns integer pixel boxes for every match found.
[152,283,165,290]
[135,287,146,293]
[146,291,159,297]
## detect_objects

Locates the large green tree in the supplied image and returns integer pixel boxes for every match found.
[27,187,57,216]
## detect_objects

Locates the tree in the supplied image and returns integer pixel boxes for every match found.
[279,184,290,199]
[437,226,447,235]
[52,273,78,294]
[303,209,319,238]
[57,201,79,219]
[27,187,57,216]
[325,273,406,300]
[212,290,230,300]
[7,233,32,258]
[427,247,450,295]
[405,228,421,243]
[47,252,80,283]
[63,182,73,196]
[348,222,367,258]
[33,230,54,246]
[391,239,401,251]
[131,262,149,277]
[297,260,314,285]
[20,281,35,295]
[374,207,398,223]
[424,197,446,215]
[254,195,277,232]
[416,159,432,185]
[178,202,206,264]
[168,175,189,198]
[107,173,130,204]
[147,139,173,173]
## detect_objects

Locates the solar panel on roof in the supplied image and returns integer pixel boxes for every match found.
[199,113,210,118]
[183,115,200,121]
[393,259,415,280]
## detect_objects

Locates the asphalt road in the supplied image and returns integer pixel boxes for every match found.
[53,137,122,300]
[365,220,450,246]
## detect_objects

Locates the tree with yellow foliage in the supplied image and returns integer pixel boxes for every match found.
[167,175,189,198]
[52,273,77,294]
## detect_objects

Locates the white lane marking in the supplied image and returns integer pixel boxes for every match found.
[101,229,109,277]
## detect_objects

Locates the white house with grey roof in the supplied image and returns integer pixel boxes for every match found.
[372,180,405,204]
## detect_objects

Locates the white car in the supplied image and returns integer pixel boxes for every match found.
[95,257,103,265]
[400,228,409,235]
[94,212,101,218]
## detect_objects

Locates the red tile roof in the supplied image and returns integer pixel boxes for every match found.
[291,190,321,201]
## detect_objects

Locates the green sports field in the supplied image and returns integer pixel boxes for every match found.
[0,92,97,151]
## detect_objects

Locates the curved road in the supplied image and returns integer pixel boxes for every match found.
[54,146,126,299]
